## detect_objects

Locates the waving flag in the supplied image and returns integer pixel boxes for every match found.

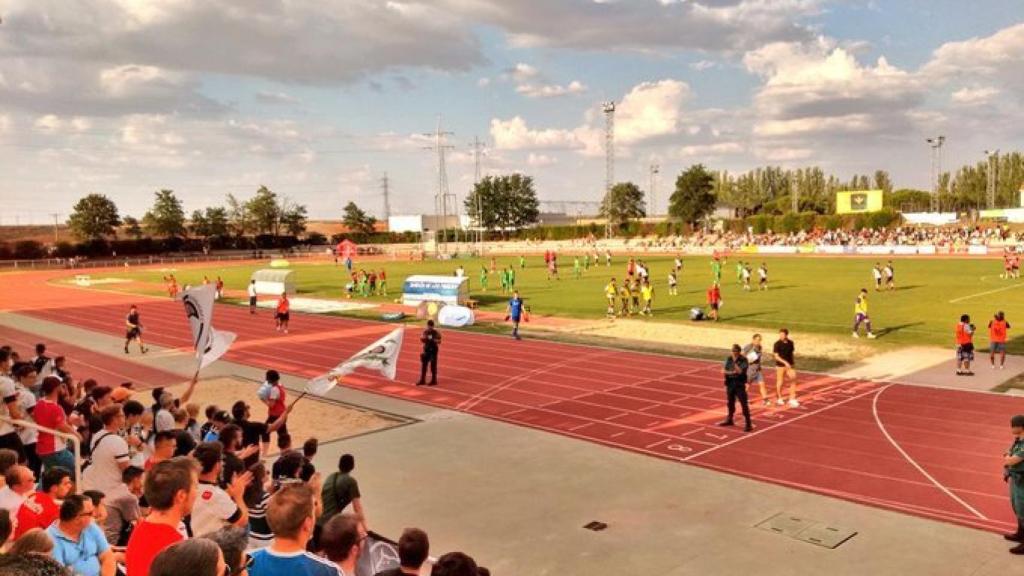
[178,284,237,371]
[306,327,404,396]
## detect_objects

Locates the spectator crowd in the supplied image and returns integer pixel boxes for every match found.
[0,342,488,576]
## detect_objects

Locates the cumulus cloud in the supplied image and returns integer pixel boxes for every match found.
[950,86,1000,106]
[679,142,745,157]
[526,153,558,166]
[501,63,586,99]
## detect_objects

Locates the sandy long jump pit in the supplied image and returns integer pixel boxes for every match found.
[160,376,411,455]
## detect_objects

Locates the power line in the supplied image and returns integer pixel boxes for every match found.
[423,116,456,254]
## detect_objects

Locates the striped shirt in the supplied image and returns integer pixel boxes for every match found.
[248,490,273,549]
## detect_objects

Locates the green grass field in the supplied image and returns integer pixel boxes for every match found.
[82,254,1024,353]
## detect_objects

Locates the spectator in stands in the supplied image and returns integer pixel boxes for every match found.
[202,526,250,576]
[375,527,430,576]
[74,385,114,454]
[184,403,201,441]
[14,466,72,539]
[103,465,143,546]
[295,438,316,482]
[320,513,365,575]
[145,431,177,470]
[0,348,27,461]
[10,364,40,478]
[249,484,337,576]
[121,400,148,466]
[47,493,115,576]
[430,552,478,576]
[83,489,109,527]
[0,465,34,515]
[149,537,226,576]
[190,442,251,537]
[5,526,71,576]
[33,376,80,476]
[202,410,231,443]
[318,454,365,531]
[272,450,322,520]
[245,462,273,549]
[126,457,198,576]
[259,371,289,442]
[0,448,19,488]
[199,405,221,440]
[83,405,131,495]
[153,376,199,434]
[170,408,197,457]
[31,343,50,374]
[217,423,257,486]
[231,400,289,467]
[9,526,55,555]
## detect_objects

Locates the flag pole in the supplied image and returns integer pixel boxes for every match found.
[288,391,310,410]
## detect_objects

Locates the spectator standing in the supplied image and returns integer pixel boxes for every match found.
[248,484,338,576]
[33,376,80,475]
[170,409,197,457]
[14,466,72,539]
[144,431,177,471]
[189,442,251,538]
[47,493,115,576]
[259,371,290,447]
[125,457,198,576]
[430,552,479,576]
[245,463,273,549]
[374,528,430,576]
[248,280,259,314]
[301,438,318,482]
[718,345,753,432]
[317,453,364,546]
[103,465,143,546]
[83,405,131,495]
[989,311,1011,369]
[506,290,525,340]
[31,343,50,374]
[772,329,799,407]
[0,447,19,488]
[320,513,365,576]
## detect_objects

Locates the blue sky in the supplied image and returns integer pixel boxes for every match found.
[0,0,1022,224]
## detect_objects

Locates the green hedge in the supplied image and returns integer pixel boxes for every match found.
[725,209,901,235]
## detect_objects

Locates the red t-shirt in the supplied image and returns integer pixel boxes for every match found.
[33,398,65,455]
[276,298,289,314]
[126,520,185,576]
[14,491,60,538]
[268,383,287,418]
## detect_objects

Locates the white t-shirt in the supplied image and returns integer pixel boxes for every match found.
[190,481,241,537]
[15,384,37,445]
[0,376,17,435]
[872,267,882,279]
[154,409,175,433]
[82,430,130,495]
[248,284,257,298]
[0,485,26,514]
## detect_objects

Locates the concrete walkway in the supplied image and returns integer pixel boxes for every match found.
[836,345,1024,391]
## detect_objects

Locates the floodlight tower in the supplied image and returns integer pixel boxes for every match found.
[423,117,455,253]
[985,149,999,210]
[602,101,616,238]
[927,136,945,212]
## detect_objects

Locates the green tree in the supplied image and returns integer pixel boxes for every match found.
[464,173,539,237]
[142,189,186,238]
[600,181,646,232]
[67,193,121,241]
[280,203,308,236]
[226,193,251,237]
[189,209,210,238]
[122,216,144,240]
[205,207,229,238]
[342,201,376,235]
[246,186,280,234]
[873,170,893,195]
[669,164,716,227]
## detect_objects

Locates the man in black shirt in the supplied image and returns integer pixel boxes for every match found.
[416,320,441,387]
[374,527,430,576]
[772,328,799,407]
[719,344,752,432]
[230,400,288,468]
[124,304,148,354]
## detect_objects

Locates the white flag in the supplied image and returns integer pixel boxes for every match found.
[178,284,237,371]
[34,358,55,387]
[306,327,404,396]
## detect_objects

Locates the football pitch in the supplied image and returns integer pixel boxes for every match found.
[90,253,1024,353]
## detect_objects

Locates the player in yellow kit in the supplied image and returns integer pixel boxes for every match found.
[852,288,877,339]
[604,278,618,319]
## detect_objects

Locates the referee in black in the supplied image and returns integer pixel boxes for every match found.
[719,344,753,432]
[416,320,441,386]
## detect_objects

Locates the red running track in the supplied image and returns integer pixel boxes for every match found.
[12,284,1024,534]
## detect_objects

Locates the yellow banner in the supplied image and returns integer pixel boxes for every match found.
[836,189,883,214]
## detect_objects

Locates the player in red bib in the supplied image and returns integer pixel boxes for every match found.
[275,293,290,334]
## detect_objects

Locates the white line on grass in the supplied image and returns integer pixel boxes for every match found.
[871,384,987,519]
[948,281,1024,304]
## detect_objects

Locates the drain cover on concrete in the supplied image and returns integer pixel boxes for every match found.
[755,513,815,537]
[755,512,856,549]
[583,521,608,531]
[796,524,857,549]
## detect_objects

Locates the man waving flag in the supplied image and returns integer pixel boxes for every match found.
[178,284,237,372]
[306,327,405,396]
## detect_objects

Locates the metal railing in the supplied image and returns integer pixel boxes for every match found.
[0,416,82,492]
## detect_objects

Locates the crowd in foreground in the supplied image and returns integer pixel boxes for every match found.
[0,344,488,575]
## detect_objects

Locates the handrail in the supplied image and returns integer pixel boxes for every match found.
[0,415,82,493]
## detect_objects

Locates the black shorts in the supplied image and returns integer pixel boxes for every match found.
[126,328,140,340]
[249,296,257,306]
[276,312,290,322]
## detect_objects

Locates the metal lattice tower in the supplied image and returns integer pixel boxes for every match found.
[985,149,999,209]
[927,135,945,212]
[380,172,391,221]
[602,101,616,237]
[424,117,455,253]
[649,164,659,217]
[471,136,486,245]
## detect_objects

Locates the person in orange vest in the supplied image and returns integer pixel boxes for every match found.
[956,314,976,376]
[706,283,722,321]
[275,292,291,334]
[989,311,1011,370]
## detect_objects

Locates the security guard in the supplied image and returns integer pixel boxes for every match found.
[1004,414,1024,553]
[416,320,441,387]
[719,344,753,432]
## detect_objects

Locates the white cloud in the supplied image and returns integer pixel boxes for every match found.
[922,22,1024,86]
[477,77,491,87]
[616,80,692,143]
[950,86,1000,105]
[679,142,745,157]
[690,60,717,71]
[490,116,583,150]
[526,153,558,166]
[516,80,587,98]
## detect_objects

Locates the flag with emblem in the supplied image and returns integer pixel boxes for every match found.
[306,327,404,396]
[178,284,237,371]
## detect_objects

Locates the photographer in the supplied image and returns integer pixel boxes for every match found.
[956,314,976,376]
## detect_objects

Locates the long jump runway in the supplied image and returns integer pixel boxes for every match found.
[15,288,1024,534]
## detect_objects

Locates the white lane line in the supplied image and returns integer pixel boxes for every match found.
[871,384,987,519]
[948,281,1024,303]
